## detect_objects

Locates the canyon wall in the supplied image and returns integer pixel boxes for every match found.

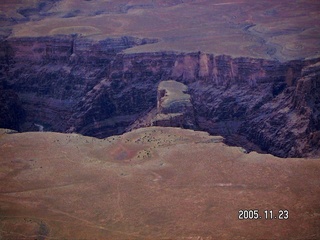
[151,80,196,129]
[0,35,319,157]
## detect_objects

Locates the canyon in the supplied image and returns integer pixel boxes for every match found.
[0,1,320,239]
[0,35,319,158]
[0,0,319,158]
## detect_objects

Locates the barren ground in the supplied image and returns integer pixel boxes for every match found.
[1,1,320,239]
[0,127,319,239]
[1,0,320,60]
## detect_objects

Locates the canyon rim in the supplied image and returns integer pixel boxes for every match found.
[0,0,320,239]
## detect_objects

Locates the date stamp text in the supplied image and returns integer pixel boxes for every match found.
[238,209,289,220]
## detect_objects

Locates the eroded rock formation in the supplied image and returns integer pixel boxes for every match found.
[0,36,319,157]
[240,62,320,157]
[151,80,196,129]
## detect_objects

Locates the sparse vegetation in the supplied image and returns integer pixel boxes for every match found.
[0,127,319,239]
[0,0,319,238]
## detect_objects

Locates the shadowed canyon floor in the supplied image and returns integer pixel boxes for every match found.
[0,127,320,239]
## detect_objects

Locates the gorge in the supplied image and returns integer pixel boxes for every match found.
[0,35,319,158]
[1,1,320,239]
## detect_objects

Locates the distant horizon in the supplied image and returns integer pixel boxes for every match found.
[1,0,319,61]
[0,1,320,239]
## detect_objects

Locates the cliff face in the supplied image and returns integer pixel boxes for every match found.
[1,36,319,157]
[2,36,159,134]
[151,80,196,129]
[239,62,320,157]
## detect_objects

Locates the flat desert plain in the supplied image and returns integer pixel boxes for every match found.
[0,127,319,239]
[1,0,319,60]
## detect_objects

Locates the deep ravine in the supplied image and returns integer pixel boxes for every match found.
[0,35,319,158]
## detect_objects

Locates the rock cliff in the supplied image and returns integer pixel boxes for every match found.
[240,62,320,157]
[0,36,319,157]
[151,80,196,129]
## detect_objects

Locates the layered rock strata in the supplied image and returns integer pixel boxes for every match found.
[152,80,196,129]
[240,62,320,157]
[0,35,319,157]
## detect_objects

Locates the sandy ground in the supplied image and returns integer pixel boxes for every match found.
[0,127,319,239]
[1,0,320,60]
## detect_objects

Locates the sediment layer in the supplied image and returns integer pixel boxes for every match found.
[0,35,319,157]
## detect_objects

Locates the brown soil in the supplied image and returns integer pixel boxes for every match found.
[0,127,319,239]
[1,0,320,60]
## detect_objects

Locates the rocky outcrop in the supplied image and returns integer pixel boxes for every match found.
[64,52,174,137]
[1,35,319,157]
[151,80,196,129]
[2,36,158,134]
[240,61,320,157]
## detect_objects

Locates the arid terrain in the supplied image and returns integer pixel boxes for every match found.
[0,128,320,239]
[0,0,320,239]
[1,0,320,60]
